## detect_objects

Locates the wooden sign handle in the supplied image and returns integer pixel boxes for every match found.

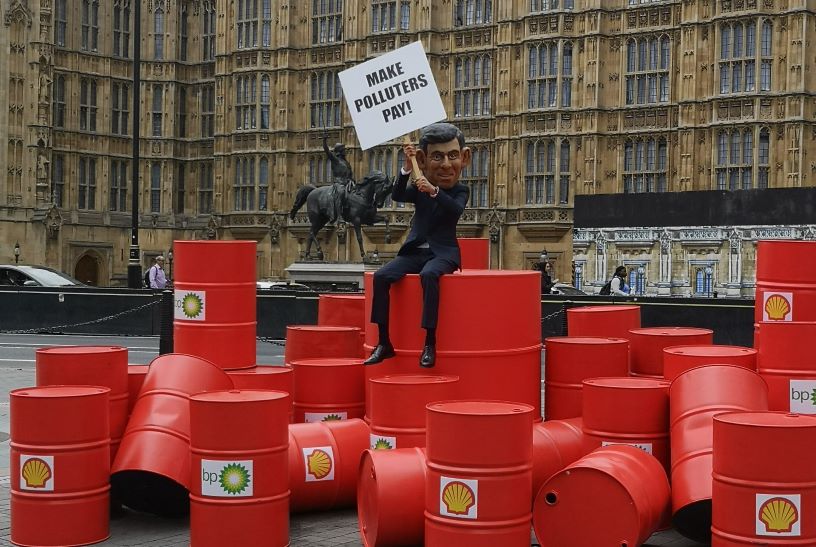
[402,135,423,181]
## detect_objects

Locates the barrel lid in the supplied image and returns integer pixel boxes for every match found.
[715,411,816,428]
[369,374,459,385]
[629,327,713,337]
[664,345,756,357]
[427,400,533,416]
[37,345,126,355]
[227,365,292,376]
[289,357,364,367]
[545,336,629,345]
[191,389,290,403]
[583,377,669,389]
[286,325,362,333]
[11,385,110,398]
[567,305,640,313]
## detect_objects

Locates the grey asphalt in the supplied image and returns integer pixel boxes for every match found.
[0,334,705,546]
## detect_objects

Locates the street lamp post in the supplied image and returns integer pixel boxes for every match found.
[705,266,713,297]
[167,249,174,282]
[575,263,583,290]
[14,242,20,264]
[637,266,645,295]
[127,0,142,288]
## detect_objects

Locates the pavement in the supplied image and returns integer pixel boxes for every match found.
[0,334,707,546]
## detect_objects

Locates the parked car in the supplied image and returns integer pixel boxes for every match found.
[0,265,85,287]
[256,280,314,292]
[550,283,588,296]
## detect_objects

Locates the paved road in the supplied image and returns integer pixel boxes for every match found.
[0,334,703,546]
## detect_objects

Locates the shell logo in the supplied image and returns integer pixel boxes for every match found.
[765,294,792,321]
[759,497,799,533]
[442,481,475,516]
[21,457,52,489]
[306,449,333,480]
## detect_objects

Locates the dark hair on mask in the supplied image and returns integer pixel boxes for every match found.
[418,123,466,153]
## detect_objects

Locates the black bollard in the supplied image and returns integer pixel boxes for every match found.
[159,289,174,355]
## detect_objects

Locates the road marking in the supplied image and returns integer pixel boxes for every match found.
[0,358,35,363]
[0,343,157,351]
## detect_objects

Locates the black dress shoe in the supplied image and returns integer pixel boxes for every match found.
[419,345,436,368]
[364,344,395,365]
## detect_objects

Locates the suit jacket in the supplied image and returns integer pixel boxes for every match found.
[392,171,470,266]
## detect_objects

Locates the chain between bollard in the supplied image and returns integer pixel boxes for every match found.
[257,337,287,347]
[0,300,159,335]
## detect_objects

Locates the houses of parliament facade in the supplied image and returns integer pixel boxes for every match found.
[0,0,813,294]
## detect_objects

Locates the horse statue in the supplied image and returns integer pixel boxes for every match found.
[289,170,394,261]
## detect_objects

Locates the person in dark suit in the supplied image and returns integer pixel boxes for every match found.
[364,123,471,368]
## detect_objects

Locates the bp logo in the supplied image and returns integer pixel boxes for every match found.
[201,459,253,497]
[174,290,206,321]
[370,434,397,450]
[789,380,816,414]
[304,411,347,423]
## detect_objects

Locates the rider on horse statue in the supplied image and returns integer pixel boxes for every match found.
[323,132,355,224]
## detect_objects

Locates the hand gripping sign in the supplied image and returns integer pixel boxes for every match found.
[339,41,447,151]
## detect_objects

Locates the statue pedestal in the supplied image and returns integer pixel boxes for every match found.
[285,261,380,292]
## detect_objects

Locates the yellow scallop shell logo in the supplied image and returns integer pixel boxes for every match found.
[442,481,475,515]
[765,294,792,321]
[306,449,333,480]
[22,458,52,488]
[759,497,798,533]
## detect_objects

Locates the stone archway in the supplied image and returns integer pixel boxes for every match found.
[74,254,99,286]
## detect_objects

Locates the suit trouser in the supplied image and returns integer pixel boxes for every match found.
[370,249,457,330]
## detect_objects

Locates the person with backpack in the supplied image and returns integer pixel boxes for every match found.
[145,256,167,289]
[599,266,630,296]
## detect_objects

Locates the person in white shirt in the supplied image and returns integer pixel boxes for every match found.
[610,266,630,296]
[149,256,168,289]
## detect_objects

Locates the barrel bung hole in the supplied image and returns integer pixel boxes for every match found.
[544,492,558,505]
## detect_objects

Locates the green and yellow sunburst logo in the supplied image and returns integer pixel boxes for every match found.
[219,463,251,495]
[181,293,204,319]
[373,438,394,450]
[322,414,343,421]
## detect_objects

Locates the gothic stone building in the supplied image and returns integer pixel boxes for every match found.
[0,0,813,288]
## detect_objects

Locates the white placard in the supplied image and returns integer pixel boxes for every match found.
[789,380,816,414]
[762,291,793,322]
[20,455,54,492]
[439,476,478,520]
[756,494,800,536]
[303,446,335,482]
[201,459,253,497]
[338,41,447,150]
[304,411,348,423]
[601,441,654,455]
[370,434,397,450]
[174,290,206,321]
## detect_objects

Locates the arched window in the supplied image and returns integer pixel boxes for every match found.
[625,35,670,104]
[527,42,571,108]
[154,6,165,60]
[261,75,270,129]
[259,157,268,211]
[720,20,772,94]
[623,137,667,193]
[454,54,492,118]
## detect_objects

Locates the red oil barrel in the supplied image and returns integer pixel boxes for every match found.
[111,353,233,517]
[284,325,364,364]
[291,358,365,423]
[173,240,257,370]
[127,365,149,414]
[425,401,534,547]
[318,294,366,342]
[629,327,713,378]
[228,365,294,422]
[670,365,768,543]
[11,386,111,547]
[712,412,816,546]
[663,345,757,382]
[755,240,816,323]
[190,390,290,547]
[288,418,370,512]
[531,417,588,502]
[357,447,427,547]
[582,377,671,472]
[566,305,641,340]
[363,270,542,419]
[367,374,459,449]
[457,238,490,269]
[35,346,128,463]
[544,337,629,420]
[533,445,670,547]
[757,321,816,413]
